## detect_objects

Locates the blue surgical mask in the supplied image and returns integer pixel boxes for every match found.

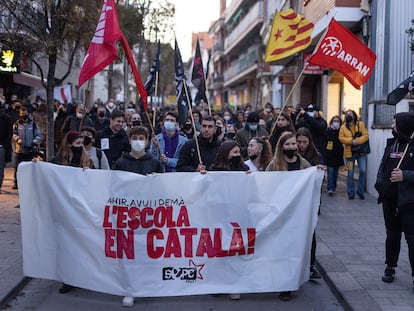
[164,121,176,132]
[249,124,258,131]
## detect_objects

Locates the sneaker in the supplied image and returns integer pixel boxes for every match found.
[278,291,291,301]
[348,195,355,200]
[382,267,395,283]
[59,283,74,294]
[310,266,321,279]
[122,296,134,307]
[229,294,240,300]
[358,193,365,200]
[328,190,333,196]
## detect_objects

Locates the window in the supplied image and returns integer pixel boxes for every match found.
[372,102,395,128]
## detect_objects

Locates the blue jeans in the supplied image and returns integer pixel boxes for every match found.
[327,166,339,192]
[346,154,367,197]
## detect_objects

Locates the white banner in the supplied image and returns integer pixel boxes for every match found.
[18,162,323,297]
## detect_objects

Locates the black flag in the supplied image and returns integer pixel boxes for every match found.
[175,38,192,125]
[144,40,160,96]
[191,38,208,105]
[387,71,414,105]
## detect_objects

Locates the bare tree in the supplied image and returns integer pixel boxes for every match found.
[0,0,100,160]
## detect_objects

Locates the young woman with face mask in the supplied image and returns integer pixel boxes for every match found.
[325,116,344,196]
[245,137,273,171]
[339,110,369,200]
[210,141,249,171]
[51,130,93,168]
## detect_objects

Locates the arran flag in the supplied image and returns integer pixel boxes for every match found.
[78,0,121,87]
[175,39,192,125]
[191,38,208,105]
[387,71,414,105]
[308,19,376,90]
[265,9,314,62]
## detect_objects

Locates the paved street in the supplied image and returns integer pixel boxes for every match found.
[1,165,414,310]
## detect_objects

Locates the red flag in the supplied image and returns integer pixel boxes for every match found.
[120,35,148,111]
[308,19,376,89]
[78,0,147,110]
[78,0,122,87]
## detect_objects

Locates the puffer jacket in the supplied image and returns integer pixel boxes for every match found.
[12,119,41,154]
[114,151,163,175]
[339,121,369,158]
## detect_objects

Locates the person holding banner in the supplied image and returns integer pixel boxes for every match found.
[113,125,162,307]
[114,126,162,175]
[210,141,249,172]
[51,130,93,169]
[266,131,310,300]
[244,137,273,171]
[296,127,326,280]
[177,116,221,173]
[375,113,414,289]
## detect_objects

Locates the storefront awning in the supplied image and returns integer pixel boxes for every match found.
[13,72,45,89]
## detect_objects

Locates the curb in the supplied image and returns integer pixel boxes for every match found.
[0,277,32,310]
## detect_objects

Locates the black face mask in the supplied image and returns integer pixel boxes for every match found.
[21,115,28,121]
[229,156,241,167]
[184,124,192,130]
[277,125,288,132]
[283,149,296,159]
[15,106,21,111]
[98,112,105,118]
[132,120,142,127]
[225,132,236,140]
[216,127,222,136]
[71,146,83,155]
[83,136,92,146]
[345,115,353,123]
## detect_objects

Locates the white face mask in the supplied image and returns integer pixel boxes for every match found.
[307,111,314,118]
[164,121,176,132]
[131,140,146,152]
[331,121,340,129]
[76,112,83,119]
[108,102,115,109]
[223,115,231,121]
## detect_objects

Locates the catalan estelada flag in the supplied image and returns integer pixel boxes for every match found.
[264,9,314,62]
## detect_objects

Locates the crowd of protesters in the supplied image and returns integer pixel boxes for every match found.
[0,95,374,306]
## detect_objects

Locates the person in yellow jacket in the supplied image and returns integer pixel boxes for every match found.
[339,110,369,200]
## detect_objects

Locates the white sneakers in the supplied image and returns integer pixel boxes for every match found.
[122,296,134,307]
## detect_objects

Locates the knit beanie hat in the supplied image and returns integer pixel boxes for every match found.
[66,130,81,144]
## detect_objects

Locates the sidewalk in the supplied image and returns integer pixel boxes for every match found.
[1,166,413,310]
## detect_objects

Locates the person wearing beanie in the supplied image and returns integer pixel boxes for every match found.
[235,111,268,160]
[375,112,414,291]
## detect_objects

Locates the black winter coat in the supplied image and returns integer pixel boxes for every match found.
[296,114,327,158]
[176,135,221,172]
[325,127,344,167]
[95,127,130,169]
[114,152,163,175]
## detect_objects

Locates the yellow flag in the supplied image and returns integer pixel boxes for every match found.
[265,9,314,62]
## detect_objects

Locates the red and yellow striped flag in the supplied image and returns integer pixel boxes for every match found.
[265,9,314,62]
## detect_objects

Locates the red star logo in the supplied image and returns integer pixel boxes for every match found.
[189,260,205,280]
[274,28,283,40]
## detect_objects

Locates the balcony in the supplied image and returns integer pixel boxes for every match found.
[223,44,261,87]
[224,1,264,55]
[208,76,224,90]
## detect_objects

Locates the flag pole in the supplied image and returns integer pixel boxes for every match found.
[183,83,203,165]
[268,25,328,137]
[397,131,414,168]
[152,71,159,128]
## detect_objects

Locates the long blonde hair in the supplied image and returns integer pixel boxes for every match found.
[268,131,296,171]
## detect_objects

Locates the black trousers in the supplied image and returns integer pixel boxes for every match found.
[14,152,34,185]
[383,199,414,275]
